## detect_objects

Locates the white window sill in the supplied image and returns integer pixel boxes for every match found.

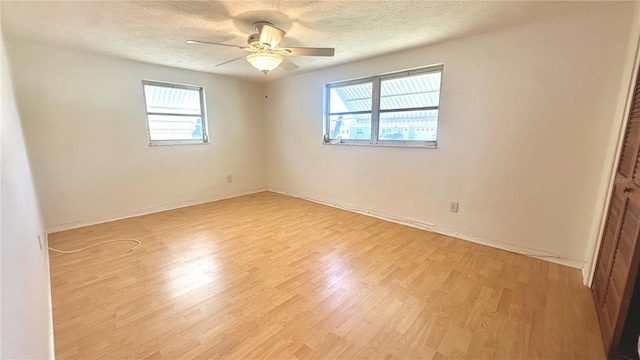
[322,140,437,149]
[149,140,209,146]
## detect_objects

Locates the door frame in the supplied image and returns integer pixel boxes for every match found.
[586,11,640,286]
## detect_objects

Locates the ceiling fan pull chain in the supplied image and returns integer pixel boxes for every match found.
[264,71,268,99]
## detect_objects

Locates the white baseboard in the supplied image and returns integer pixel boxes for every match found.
[582,266,591,286]
[46,186,585,269]
[45,234,55,359]
[46,188,268,234]
[268,187,585,269]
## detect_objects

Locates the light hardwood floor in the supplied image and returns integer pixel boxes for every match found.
[48,191,604,359]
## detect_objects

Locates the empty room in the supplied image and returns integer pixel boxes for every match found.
[3,1,640,359]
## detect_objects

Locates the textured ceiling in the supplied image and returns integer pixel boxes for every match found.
[1,1,617,82]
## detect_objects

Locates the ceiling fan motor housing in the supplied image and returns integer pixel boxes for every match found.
[247,33,260,46]
[247,33,261,47]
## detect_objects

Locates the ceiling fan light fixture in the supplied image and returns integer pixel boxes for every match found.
[246,53,283,72]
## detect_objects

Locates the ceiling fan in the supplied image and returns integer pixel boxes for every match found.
[187,21,335,73]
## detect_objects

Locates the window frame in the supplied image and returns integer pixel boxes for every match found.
[324,65,443,148]
[141,80,209,146]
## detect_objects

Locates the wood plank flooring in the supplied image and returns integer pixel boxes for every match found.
[48,191,605,359]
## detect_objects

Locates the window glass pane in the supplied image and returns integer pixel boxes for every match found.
[378,110,438,141]
[329,82,372,113]
[144,85,202,115]
[328,113,371,140]
[147,114,203,141]
[380,72,441,110]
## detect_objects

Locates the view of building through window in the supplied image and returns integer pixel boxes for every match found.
[326,67,442,146]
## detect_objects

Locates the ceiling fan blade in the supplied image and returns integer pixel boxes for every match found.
[259,24,285,49]
[280,47,335,57]
[280,57,299,71]
[215,55,247,67]
[186,40,249,50]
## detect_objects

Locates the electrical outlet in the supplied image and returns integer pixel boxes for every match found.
[450,201,459,213]
[227,175,232,182]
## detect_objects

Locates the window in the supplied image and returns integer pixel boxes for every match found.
[142,80,208,145]
[324,65,443,148]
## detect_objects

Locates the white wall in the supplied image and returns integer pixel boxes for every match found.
[5,42,266,232]
[265,5,636,267]
[1,35,54,359]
